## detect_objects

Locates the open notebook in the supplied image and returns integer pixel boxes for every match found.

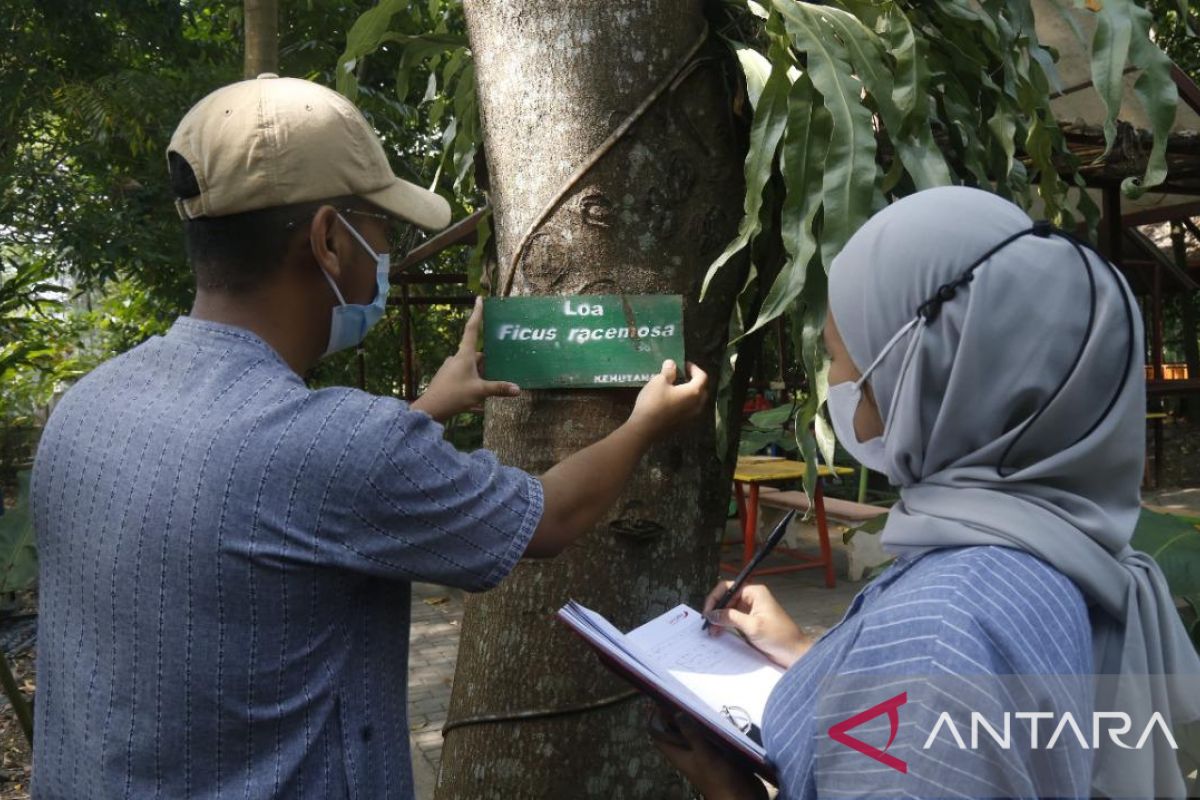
[557,601,784,780]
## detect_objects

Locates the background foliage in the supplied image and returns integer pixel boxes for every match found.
[0,0,475,438]
[338,0,1194,493]
[0,0,1196,480]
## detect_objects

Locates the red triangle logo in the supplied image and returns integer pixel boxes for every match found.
[827,691,908,773]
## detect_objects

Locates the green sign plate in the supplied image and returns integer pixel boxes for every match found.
[483,295,685,388]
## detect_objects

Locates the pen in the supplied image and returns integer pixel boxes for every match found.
[702,509,798,631]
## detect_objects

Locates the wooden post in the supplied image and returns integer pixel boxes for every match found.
[1103,184,1123,265]
[1151,260,1165,488]
[1152,262,1165,383]
[243,0,279,79]
[1171,221,1199,417]
[400,281,416,402]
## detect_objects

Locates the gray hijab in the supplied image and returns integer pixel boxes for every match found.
[828,186,1200,799]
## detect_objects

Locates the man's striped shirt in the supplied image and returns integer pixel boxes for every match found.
[31,316,542,798]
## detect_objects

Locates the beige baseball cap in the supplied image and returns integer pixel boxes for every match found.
[167,73,450,230]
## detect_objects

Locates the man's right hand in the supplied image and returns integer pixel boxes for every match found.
[703,582,811,669]
[625,360,708,440]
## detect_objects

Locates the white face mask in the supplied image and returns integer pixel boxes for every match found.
[319,213,391,358]
[826,317,922,475]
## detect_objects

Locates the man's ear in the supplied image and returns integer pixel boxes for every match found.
[309,205,346,280]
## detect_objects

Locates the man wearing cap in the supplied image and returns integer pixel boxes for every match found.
[30,75,707,798]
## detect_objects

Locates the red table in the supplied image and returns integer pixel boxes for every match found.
[726,456,854,588]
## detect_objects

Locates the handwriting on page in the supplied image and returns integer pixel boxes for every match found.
[627,605,783,725]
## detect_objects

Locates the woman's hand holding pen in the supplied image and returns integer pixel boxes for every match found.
[703,582,812,670]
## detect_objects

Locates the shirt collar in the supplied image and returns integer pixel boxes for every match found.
[166,316,292,371]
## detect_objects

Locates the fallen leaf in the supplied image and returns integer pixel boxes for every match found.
[422,596,450,606]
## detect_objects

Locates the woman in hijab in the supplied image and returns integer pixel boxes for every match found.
[652,187,1200,799]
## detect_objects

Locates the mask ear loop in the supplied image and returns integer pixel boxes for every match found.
[1047,233,1137,448]
[995,233,1097,477]
[320,269,348,306]
[854,316,922,389]
[838,316,924,463]
[336,212,383,259]
[914,222,1134,479]
[874,316,927,455]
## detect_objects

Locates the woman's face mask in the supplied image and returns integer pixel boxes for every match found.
[825,316,921,475]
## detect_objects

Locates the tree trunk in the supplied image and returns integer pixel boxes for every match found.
[435,2,747,797]
[243,0,278,79]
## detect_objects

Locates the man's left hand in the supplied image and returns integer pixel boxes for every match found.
[411,297,520,422]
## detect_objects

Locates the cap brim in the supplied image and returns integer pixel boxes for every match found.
[362,177,451,231]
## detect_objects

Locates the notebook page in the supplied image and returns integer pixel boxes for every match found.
[557,602,761,755]
[626,604,783,726]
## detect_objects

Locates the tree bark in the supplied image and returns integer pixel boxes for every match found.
[436,2,747,797]
[243,0,278,79]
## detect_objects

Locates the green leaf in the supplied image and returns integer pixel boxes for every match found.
[748,402,798,431]
[876,5,922,122]
[739,428,783,455]
[772,0,879,267]
[728,40,773,110]
[699,41,792,300]
[1122,2,1178,196]
[1027,113,1069,223]
[466,209,490,294]
[739,72,829,340]
[1131,508,1200,598]
[843,510,887,545]
[0,471,37,594]
[789,253,829,499]
[336,0,409,99]
[798,4,950,190]
[987,103,1018,183]
[746,0,770,20]
[1090,0,1135,159]
[714,267,760,457]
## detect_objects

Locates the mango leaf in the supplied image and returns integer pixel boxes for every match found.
[875,5,924,124]
[1089,0,1133,158]
[843,510,887,545]
[0,471,37,594]
[747,403,797,430]
[1027,113,1069,223]
[700,39,792,300]
[1131,508,1200,599]
[1081,0,1177,197]
[937,73,993,188]
[392,36,466,102]
[728,40,773,110]
[1122,5,1178,196]
[988,102,1019,184]
[739,72,829,340]
[790,255,829,499]
[772,0,879,267]
[1073,173,1102,242]
[466,208,491,294]
[714,266,759,457]
[800,4,950,190]
[734,424,782,455]
[336,0,409,98]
